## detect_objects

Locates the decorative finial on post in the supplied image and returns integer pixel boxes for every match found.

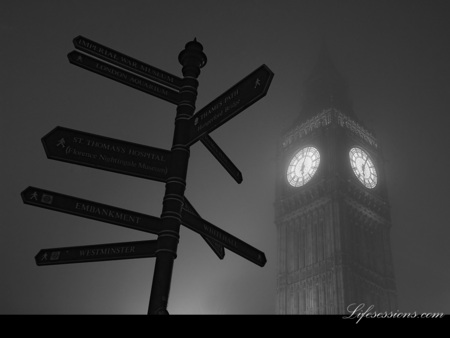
[178,38,207,69]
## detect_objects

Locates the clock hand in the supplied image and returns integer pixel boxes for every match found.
[299,157,306,174]
[362,157,369,177]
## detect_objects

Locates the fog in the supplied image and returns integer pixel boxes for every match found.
[1,0,450,315]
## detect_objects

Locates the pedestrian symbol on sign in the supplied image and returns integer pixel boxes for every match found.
[56,138,66,148]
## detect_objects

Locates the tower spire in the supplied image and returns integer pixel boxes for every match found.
[299,45,356,121]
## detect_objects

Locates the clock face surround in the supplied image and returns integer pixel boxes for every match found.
[287,146,320,187]
[349,147,377,188]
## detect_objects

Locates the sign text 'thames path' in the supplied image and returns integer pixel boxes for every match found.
[186,65,274,146]
[42,126,170,182]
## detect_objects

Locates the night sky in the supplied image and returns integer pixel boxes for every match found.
[1,1,450,315]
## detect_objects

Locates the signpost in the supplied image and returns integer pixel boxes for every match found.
[23,36,273,315]
[21,186,165,235]
[21,186,231,261]
[181,206,266,267]
[73,35,241,184]
[42,126,170,183]
[73,35,183,90]
[183,197,225,259]
[186,64,274,146]
[35,240,158,266]
[68,51,180,105]
[200,136,242,184]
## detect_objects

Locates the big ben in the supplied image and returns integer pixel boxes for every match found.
[274,48,397,314]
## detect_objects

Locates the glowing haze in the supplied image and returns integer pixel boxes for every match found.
[1,1,450,314]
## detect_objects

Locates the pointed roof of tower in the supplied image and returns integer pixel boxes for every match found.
[297,45,357,122]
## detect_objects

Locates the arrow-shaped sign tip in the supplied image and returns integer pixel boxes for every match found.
[67,51,75,60]
[236,172,243,184]
[261,64,274,76]
[67,51,82,64]
[20,186,34,203]
[72,35,83,45]
[34,250,44,266]
[258,253,267,267]
[41,126,63,159]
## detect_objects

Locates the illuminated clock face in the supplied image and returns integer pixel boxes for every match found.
[287,146,320,187]
[349,147,377,188]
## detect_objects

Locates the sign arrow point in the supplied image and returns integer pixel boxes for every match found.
[41,126,170,183]
[21,186,165,235]
[186,64,274,146]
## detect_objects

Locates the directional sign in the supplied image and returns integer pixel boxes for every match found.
[181,208,266,267]
[183,197,225,259]
[35,240,158,266]
[68,51,180,105]
[42,126,170,182]
[73,35,183,90]
[186,64,274,146]
[200,135,242,184]
[21,187,165,235]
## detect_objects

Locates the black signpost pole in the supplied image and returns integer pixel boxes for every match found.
[148,39,206,315]
[23,35,272,314]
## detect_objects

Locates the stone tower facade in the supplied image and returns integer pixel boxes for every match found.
[274,50,397,314]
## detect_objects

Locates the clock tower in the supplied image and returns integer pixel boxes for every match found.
[274,49,397,314]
